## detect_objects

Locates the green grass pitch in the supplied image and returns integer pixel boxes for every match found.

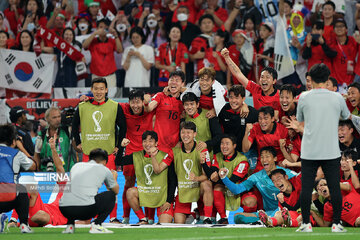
[2,227,360,240]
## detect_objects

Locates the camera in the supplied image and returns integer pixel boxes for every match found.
[61,107,75,127]
[41,157,54,172]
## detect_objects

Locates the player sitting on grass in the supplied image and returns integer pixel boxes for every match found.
[258,168,303,228]
[218,146,297,224]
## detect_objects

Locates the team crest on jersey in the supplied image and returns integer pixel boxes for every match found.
[183,159,193,180]
[144,164,153,185]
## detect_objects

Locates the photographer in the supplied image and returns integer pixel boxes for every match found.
[34,107,74,172]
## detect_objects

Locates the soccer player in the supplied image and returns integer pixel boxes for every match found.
[218,146,297,224]
[118,90,155,224]
[203,135,249,224]
[338,120,360,153]
[182,92,223,153]
[313,178,360,228]
[123,131,175,224]
[218,85,258,153]
[72,77,126,223]
[221,48,281,112]
[340,149,360,191]
[278,84,297,124]
[242,106,288,171]
[144,70,185,153]
[258,168,302,228]
[10,133,68,228]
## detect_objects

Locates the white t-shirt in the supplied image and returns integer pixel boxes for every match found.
[122,44,154,88]
[311,0,345,14]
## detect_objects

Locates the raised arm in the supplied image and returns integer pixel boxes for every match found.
[221,48,249,88]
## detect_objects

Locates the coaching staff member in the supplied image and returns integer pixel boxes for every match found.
[296,63,351,233]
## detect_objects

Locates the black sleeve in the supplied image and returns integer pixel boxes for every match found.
[229,174,246,183]
[71,107,81,146]
[321,42,337,58]
[302,46,312,59]
[201,163,214,178]
[166,162,177,203]
[313,199,324,215]
[206,117,223,152]
[280,198,301,211]
[116,104,127,149]
[115,154,133,166]
[248,107,259,123]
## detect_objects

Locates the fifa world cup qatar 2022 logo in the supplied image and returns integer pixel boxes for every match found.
[144,164,154,185]
[183,159,193,180]
[92,111,103,132]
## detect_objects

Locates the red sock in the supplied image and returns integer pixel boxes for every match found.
[11,210,18,220]
[271,217,278,226]
[197,199,204,216]
[110,202,117,219]
[145,207,155,220]
[203,206,213,218]
[211,205,217,218]
[135,209,145,220]
[213,190,226,218]
[122,186,131,218]
[292,218,299,227]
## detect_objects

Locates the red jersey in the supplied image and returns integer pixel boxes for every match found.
[248,122,288,163]
[228,44,255,83]
[212,153,249,181]
[88,37,117,76]
[323,24,336,46]
[306,42,333,72]
[3,8,24,35]
[195,7,228,32]
[324,187,360,226]
[279,174,302,210]
[330,36,358,85]
[199,94,214,110]
[246,80,281,111]
[189,36,218,73]
[152,92,183,152]
[155,42,189,79]
[120,103,155,155]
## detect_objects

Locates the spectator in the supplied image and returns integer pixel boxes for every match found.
[9,106,34,158]
[141,13,166,49]
[75,12,92,36]
[86,1,100,29]
[3,0,24,36]
[340,149,360,191]
[212,29,228,85]
[347,82,360,116]
[189,14,217,77]
[46,5,66,36]
[338,120,360,154]
[11,29,33,51]
[21,0,47,32]
[310,1,336,45]
[0,124,36,234]
[155,24,189,87]
[0,30,9,49]
[34,107,75,172]
[0,11,14,38]
[82,18,123,87]
[195,0,228,32]
[302,20,337,72]
[125,0,153,26]
[282,0,293,27]
[243,16,257,44]
[227,29,254,87]
[164,4,201,83]
[225,0,262,33]
[110,11,132,87]
[167,0,202,25]
[42,27,82,87]
[331,18,357,93]
[254,22,274,82]
[122,26,154,87]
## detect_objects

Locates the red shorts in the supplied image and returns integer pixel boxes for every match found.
[174,195,192,215]
[122,164,135,176]
[241,188,263,212]
[82,153,116,170]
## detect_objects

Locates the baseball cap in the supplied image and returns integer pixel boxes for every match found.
[334,18,347,29]
[9,106,28,123]
[232,29,249,41]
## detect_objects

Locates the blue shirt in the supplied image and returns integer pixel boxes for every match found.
[222,166,298,211]
[254,0,279,25]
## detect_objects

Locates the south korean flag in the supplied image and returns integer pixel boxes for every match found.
[0,49,56,93]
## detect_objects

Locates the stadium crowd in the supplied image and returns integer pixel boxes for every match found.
[1,0,360,235]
